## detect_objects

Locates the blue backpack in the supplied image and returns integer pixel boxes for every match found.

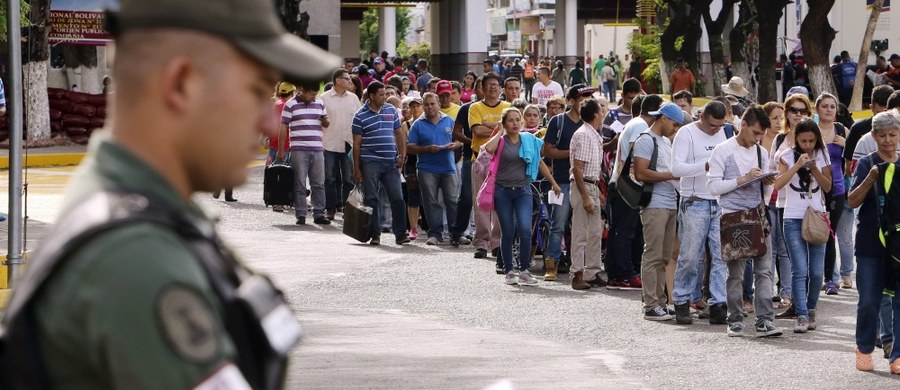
[840,61,857,88]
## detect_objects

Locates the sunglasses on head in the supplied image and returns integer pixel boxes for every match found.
[788,107,810,115]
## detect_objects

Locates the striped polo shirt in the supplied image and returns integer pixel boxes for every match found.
[352,102,402,163]
[281,96,327,151]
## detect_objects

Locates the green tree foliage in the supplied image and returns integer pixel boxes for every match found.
[359,7,412,57]
[627,18,663,93]
[0,1,31,42]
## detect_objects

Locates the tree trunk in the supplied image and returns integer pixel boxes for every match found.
[659,1,690,63]
[682,4,705,92]
[24,61,50,141]
[24,0,51,142]
[729,0,758,101]
[799,0,837,97]
[756,0,790,103]
[703,0,737,96]
[62,46,102,94]
[728,0,751,67]
[277,0,310,41]
[850,0,883,111]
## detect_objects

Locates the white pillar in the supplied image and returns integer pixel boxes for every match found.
[565,0,577,59]
[341,20,360,60]
[378,7,397,56]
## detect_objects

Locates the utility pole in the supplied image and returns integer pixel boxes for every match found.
[6,0,25,287]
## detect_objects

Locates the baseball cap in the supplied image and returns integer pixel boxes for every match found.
[436,80,452,95]
[277,82,296,95]
[786,86,809,98]
[374,57,384,65]
[106,0,342,83]
[890,54,900,61]
[566,84,596,100]
[649,102,685,125]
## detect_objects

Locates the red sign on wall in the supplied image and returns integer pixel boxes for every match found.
[49,11,111,45]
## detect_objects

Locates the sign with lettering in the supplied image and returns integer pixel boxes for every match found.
[49,0,118,45]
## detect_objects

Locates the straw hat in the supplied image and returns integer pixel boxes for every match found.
[721,76,749,97]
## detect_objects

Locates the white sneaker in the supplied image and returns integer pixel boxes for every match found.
[518,270,539,286]
[426,237,439,246]
[505,271,519,285]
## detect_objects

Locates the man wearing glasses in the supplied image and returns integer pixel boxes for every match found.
[322,68,362,220]
[670,100,731,325]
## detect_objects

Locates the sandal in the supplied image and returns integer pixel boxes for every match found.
[856,348,874,372]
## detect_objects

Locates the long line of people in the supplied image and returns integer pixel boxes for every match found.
[267,56,900,375]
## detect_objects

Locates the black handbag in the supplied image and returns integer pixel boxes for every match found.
[617,133,656,209]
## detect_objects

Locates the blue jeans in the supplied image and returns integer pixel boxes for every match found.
[324,150,353,211]
[673,199,727,305]
[547,182,571,262]
[495,184,534,273]
[267,147,292,165]
[603,80,615,101]
[880,295,894,346]
[855,255,900,359]
[783,218,826,317]
[769,206,791,298]
[454,160,473,237]
[361,161,407,240]
[418,170,460,239]
[837,204,855,278]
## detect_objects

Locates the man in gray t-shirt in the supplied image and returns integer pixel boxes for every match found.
[631,102,683,321]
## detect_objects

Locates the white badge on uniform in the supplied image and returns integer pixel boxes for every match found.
[194,364,251,390]
[261,304,302,355]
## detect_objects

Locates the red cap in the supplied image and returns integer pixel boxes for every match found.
[436,80,452,95]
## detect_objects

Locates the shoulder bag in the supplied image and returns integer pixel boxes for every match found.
[719,145,771,261]
[477,137,505,211]
[616,132,656,209]
[802,187,832,245]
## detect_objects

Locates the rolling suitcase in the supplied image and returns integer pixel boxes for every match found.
[263,162,294,207]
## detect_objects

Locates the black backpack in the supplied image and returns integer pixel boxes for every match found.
[876,161,900,295]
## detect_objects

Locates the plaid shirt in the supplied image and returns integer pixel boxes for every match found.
[569,122,603,181]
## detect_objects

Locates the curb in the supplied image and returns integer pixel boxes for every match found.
[0,153,85,169]
[0,253,28,310]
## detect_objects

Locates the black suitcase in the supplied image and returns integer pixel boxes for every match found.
[263,163,294,207]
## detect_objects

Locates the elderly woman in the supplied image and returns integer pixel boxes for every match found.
[848,110,900,374]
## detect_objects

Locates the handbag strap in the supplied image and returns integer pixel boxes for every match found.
[756,145,764,207]
[489,136,506,174]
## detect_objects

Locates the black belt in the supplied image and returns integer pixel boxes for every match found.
[582,178,601,185]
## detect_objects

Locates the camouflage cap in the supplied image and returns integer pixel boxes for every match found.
[107,0,341,83]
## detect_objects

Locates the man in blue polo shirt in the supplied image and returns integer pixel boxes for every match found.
[352,81,409,246]
[407,93,468,246]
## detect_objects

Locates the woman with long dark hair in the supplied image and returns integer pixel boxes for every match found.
[461,71,478,103]
[773,119,832,333]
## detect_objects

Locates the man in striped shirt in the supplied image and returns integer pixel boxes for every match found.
[352,81,409,246]
[278,81,331,225]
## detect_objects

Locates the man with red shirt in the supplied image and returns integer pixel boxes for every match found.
[269,81,296,211]
[669,58,696,96]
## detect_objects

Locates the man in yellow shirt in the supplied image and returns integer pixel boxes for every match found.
[437,80,460,120]
[468,72,511,260]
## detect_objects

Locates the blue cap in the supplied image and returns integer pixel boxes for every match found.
[649,102,685,125]
[786,86,809,98]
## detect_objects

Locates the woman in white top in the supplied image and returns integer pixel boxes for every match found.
[770,93,813,313]
[773,119,832,334]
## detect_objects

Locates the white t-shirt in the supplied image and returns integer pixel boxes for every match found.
[611,117,649,184]
[707,138,771,214]
[671,122,728,199]
[531,81,564,105]
[777,148,830,220]
[853,132,900,160]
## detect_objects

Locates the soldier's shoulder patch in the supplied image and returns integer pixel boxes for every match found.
[155,284,222,364]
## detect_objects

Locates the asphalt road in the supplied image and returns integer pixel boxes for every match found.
[6,163,900,389]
